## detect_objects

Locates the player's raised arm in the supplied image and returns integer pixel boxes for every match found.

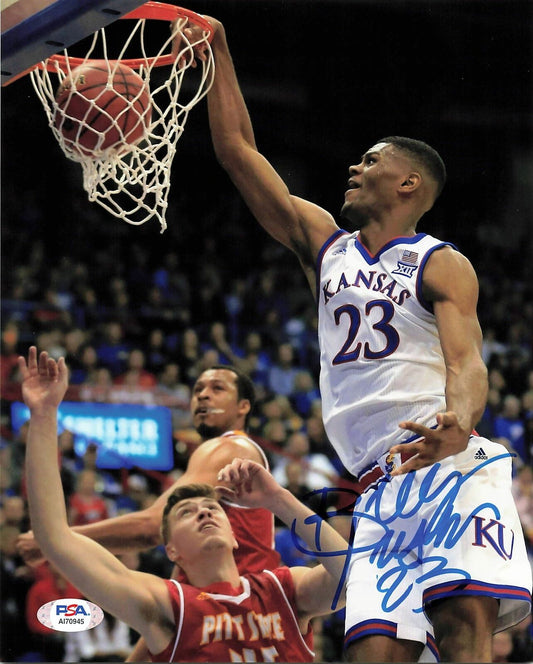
[218,458,348,618]
[19,348,174,654]
[17,414,266,565]
[202,18,338,290]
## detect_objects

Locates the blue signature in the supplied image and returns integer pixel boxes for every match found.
[290,452,514,612]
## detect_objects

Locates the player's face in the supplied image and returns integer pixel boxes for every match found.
[167,496,236,559]
[340,142,411,228]
[191,369,249,440]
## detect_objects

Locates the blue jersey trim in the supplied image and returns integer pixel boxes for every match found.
[416,242,458,313]
[355,232,428,265]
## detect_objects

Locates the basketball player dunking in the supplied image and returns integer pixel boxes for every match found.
[179,16,532,663]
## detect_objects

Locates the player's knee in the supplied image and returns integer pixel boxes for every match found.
[428,595,498,661]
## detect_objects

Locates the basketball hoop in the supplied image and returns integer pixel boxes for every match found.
[30,2,214,233]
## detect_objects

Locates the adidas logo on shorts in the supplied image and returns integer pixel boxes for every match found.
[474,447,488,460]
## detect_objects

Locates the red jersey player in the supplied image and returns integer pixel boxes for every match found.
[21,347,348,662]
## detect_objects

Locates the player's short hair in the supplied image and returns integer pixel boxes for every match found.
[378,136,447,199]
[202,364,256,427]
[161,483,217,543]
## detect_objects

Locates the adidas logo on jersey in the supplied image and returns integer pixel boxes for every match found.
[474,447,488,460]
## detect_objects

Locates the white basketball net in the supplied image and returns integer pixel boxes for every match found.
[30,10,214,233]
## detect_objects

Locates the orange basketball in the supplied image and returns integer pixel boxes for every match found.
[54,60,152,157]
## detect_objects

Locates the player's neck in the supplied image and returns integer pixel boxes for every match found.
[184,552,241,588]
[359,220,417,255]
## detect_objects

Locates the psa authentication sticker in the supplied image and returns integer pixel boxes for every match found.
[37,598,104,632]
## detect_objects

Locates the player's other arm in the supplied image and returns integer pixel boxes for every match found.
[392,247,488,472]
[218,459,348,621]
[20,349,174,654]
[204,19,338,291]
[18,435,267,564]
[429,248,488,431]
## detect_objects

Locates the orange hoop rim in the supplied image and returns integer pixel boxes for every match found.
[38,1,213,73]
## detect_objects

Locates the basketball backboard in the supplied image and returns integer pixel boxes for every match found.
[1,0,147,85]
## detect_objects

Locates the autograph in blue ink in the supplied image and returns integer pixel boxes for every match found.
[291,452,515,612]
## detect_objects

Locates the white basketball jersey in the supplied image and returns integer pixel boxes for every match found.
[317,230,456,476]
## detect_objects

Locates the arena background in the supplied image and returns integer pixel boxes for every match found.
[2,1,532,271]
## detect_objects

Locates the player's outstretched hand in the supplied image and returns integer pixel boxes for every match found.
[171,15,221,68]
[389,411,470,476]
[18,346,68,414]
[216,458,282,510]
[15,531,46,568]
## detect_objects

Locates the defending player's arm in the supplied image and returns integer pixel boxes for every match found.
[201,18,338,293]
[390,247,488,473]
[218,458,347,620]
[17,435,266,564]
[20,348,175,655]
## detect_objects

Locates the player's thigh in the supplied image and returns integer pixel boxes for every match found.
[345,489,434,653]
[418,438,531,632]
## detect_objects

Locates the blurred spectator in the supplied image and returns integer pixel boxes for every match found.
[113,348,157,389]
[477,387,503,440]
[1,321,21,385]
[290,369,321,418]
[68,469,110,527]
[155,362,191,429]
[79,366,114,403]
[482,327,507,366]
[242,269,289,336]
[25,563,83,662]
[237,331,272,391]
[63,327,89,375]
[8,422,29,495]
[512,465,533,548]
[272,431,338,492]
[507,614,533,662]
[0,442,17,503]
[268,342,299,396]
[202,321,244,366]
[0,523,33,661]
[259,394,303,434]
[80,443,122,500]
[195,348,222,378]
[176,327,202,385]
[305,413,334,457]
[95,321,130,377]
[69,343,100,385]
[2,495,26,530]
[488,367,507,393]
[493,394,526,463]
[144,328,170,375]
[115,474,149,514]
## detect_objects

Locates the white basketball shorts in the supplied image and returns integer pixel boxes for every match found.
[344,436,532,658]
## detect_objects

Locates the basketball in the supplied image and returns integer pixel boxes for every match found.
[54,60,152,157]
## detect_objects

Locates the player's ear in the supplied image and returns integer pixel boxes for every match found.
[238,399,251,419]
[399,171,421,193]
[165,542,179,563]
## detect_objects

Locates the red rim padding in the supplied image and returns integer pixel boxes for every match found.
[39,1,213,73]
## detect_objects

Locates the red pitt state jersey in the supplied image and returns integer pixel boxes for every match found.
[151,567,314,663]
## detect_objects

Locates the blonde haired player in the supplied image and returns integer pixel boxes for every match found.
[20,347,350,663]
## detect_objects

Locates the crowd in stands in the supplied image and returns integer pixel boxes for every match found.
[1,203,532,661]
